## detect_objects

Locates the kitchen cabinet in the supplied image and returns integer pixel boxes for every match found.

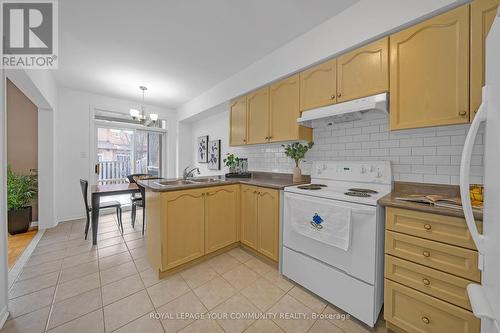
[240,185,280,261]
[471,0,500,121]
[299,59,337,111]
[205,185,238,254]
[389,6,470,130]
[246,87,270,145]
[269,75,312,143]
[337,37,389,103]
[229,96,247,146]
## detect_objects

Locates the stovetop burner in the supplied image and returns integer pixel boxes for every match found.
[348,188,378,194]
[298,184,327,190]
[344,191,371,197]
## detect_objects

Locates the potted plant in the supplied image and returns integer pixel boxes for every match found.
[7,166,37,235]
[282,142,314,182]
[223,153,240,173]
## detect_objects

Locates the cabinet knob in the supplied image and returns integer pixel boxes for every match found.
[423,224,432,231]
[422,317,430,324]
[459,110,467,117]
[337,93,342,98]
[331,95,335,100]
[423,250,431,258]
[422,278,431,286]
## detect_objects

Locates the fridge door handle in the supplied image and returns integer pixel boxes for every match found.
[460,87,488,258]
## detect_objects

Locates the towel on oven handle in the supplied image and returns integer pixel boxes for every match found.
[285,193,352,251]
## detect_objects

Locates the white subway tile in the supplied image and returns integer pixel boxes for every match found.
[424,136,450,146]
[412,147,436,156]
[412,165,436,174]
[424,156,450,165]
[424,174,451,184]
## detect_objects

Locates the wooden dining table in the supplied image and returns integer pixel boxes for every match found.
[90,183,141,245]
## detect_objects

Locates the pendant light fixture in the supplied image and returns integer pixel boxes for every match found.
[129,86,158,124]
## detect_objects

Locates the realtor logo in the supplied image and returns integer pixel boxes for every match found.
[1,0,58,68]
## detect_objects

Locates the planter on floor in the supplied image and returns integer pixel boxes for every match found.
[8,206,32,235]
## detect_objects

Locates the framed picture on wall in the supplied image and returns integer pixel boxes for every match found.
[208,139,221,170]
[197,135,208,163]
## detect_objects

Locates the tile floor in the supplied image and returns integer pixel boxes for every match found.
[2,212,391,333]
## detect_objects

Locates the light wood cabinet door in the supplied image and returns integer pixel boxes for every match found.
[299,59,337,111]
[229,96,247,146]
[205,185,238,254]
[247,87,270,145]
[163,189,205,270]
[240,185,258,250]
[390,6,470,130]
[471,0,500,121]
[269,74,312,143]
[337,37,389,102]
[257,188,280,261]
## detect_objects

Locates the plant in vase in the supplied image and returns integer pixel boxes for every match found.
[223,153,240,173]
[282,142,314,182]
[7,166,38,235]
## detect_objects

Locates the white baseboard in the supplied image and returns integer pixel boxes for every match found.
[0,306,9,330]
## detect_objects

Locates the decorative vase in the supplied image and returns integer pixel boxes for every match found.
[293,167,302,182]
[229,166,236,174]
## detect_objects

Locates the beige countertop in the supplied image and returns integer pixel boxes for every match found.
[138,172,310,192]
[378,181,483,221]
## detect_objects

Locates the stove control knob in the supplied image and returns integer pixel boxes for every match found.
[370,165,376,172]
[361,166,367,174]
[376,171,383,178]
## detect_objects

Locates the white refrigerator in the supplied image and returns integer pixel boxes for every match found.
[460,8,500,333]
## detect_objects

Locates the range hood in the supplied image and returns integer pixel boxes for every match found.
[297,93,388,125]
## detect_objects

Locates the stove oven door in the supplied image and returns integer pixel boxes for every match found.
[283,192,379,284]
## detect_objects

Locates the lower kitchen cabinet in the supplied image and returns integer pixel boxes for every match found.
[240,185,280,261]
[205,185,239,254]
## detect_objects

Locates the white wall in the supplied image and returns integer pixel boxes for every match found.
[177,0,468,121]
[56,88,178,222]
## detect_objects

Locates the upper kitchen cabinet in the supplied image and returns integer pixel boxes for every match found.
[337,37,389,103]
[269,75,312,143]
[299,59,337,111]
[471,0,500,121]
[246,87,270,145]
[389,6,470,130]
[229,96,247,146]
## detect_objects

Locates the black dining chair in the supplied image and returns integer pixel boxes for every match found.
[131,182,146,235]
[80,179,123,239]
[126,173,148,205]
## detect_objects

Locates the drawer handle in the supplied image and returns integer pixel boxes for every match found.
[331,95,335,100]
[422,251,431,258]
[422,278,431,286]
[423,224,432,231]
[422,317,430,324]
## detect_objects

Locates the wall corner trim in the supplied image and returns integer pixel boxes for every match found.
[0,306,9,330]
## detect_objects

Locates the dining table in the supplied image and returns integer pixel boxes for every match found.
[89,183,141,245]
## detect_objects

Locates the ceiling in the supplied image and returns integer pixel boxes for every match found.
[56,0,359,109]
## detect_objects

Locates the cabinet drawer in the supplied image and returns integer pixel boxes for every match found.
[386,207,480,250]
[385,279,480,333]
[385,255,472,310]
[385,231,480,282]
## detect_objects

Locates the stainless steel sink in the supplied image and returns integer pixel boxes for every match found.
[190,178,224,183]
[155,179,197,186]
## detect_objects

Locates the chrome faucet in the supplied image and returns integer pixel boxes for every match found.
[183,166,200,180]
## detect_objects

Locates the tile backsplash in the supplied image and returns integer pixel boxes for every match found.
[230,112,484,185]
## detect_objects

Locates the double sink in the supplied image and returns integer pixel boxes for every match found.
[154,177,225,187]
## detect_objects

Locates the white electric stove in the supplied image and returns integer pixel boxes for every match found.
[282,161,392,327]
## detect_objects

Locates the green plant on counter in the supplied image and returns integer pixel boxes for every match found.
[7,166,38,211]
[223,153,240,169]
[282,142,314,167]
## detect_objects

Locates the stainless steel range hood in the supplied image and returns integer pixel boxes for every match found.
[297,93,388,126]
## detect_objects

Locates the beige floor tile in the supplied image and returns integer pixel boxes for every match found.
[126,238,145,250]
[244,319,285,333]
[241,278,286,311]
[180,262,218,289]
[122,232,144,242]
[178,319,224,333]
[206,253,240,275]
[212,293,260,333]
[103,290,154,332]
[130,247,146,259]
[25,249,67,267]
[308,319,344,333]
[32,242,67,256]
[59,260,99,283]
[97,236,124,249]
[102,273,145,306]
[100,261,137,286]
[64,243,96,258]
[288,285,327,313]
[8,287,55,319]
[46,309,105,333]
[97,230,122,241]
[263,269,294,292]
[157,291,207,333]
[226,247,253,263]
[193,277,236,310]
[9,271,59,299]
[48,288,102,330]
[243,257,273,276]
[268,295,316,333]
[222,265,259,290]
[16,260,62,282]
[133,257,151,272]
[61,250,98,269]
[2,306,50,333]
[113,313,164,333]
[98,242,129,258]
[140,268,162,288]
[323,305,371,333]
[98,251,133,271]
[147,274,191,308]
[54,272,100,303]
